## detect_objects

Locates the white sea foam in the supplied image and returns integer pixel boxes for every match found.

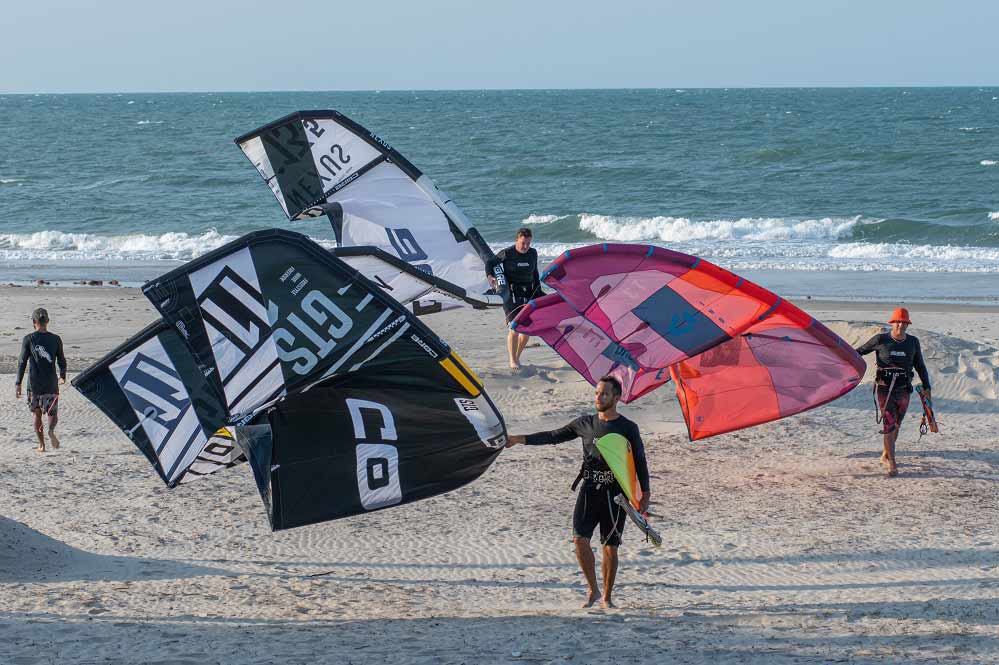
[990,212,999,221]
[136,120,163,125]
[0,178,24,184]
[522,214,562,225]
[981,160,998,166]
[522,238,999,274]
[577,213,860,243]
[959,127,982,131]
[0,230,239,262]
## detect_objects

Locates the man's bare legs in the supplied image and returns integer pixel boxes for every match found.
[516,332,529,361]
[882,429,899,476]
[573,536,601,607]
[601,544,619,608]
[507,330,519,369]
[507,330,530,369]
[47,411,59,449]
[31,408,45,452]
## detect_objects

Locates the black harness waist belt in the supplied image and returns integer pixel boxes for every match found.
[571,467,617,491]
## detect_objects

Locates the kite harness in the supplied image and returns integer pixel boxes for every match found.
[570,465,616,491]
[569,464,628,544]
[873,365,908,434]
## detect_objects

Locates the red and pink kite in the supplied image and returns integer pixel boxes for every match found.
[511,244,865,440]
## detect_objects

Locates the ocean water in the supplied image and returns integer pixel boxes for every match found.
[1,88,998,295]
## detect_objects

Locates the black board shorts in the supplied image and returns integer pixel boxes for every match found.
[27,393,59,416]
[573,482,627,546]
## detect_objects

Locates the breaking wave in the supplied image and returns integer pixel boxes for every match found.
[577,214,860,243]
[0,230,240,262]
[521,214,562,225]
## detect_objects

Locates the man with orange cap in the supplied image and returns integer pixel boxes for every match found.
[854,307,931,476]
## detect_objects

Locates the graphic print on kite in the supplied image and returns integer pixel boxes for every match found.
[72,319,243,486]
[142,229,506,529]
[234,110,501,309]
[239,375,505,530]
[512,243,865,440]
[143,229,431,422]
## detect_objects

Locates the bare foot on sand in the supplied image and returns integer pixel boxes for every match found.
[880,454,889,466]
[602,598,616,609]
[887,464,899,477]
[34,446,46,453]
[581,592,600,608]
[49,432,60,449]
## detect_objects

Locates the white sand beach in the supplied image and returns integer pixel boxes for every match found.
[1,286,997,664]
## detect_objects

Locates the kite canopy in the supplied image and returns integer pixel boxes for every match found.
[234,111,501,309]
[238,343,505,530]
[332,246,494,315]
[137,229,505,528]
[512,243,865,440]
[73,320,244,487]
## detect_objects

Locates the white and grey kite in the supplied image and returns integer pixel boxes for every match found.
[234,111,503,313]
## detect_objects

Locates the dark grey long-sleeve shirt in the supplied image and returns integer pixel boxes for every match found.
[855,332,930,390]
[525,413,650,492]
[16,331,66,394]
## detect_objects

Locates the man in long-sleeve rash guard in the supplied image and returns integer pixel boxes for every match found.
[506,376,650,609]
[15,307,67,453]
[855,307,932,477]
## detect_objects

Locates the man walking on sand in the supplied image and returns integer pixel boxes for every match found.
[855,307,932,477]
[15,308,66,453]
[486,227,541,370]
[506,376,650,609]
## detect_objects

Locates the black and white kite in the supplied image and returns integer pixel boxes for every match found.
[237,333,506,529]
[234,110,503,312]
[333,246,494,315]
[136,229,506,529]
[72,320,244,487]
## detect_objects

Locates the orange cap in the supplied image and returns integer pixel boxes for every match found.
[889,307,911,324]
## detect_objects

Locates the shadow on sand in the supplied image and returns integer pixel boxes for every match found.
[0,516,221,584]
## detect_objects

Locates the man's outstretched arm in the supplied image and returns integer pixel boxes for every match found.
[506,420,581,448]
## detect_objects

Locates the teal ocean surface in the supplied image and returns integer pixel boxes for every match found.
[1,88,998,295]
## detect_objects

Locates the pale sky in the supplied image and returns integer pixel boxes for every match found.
[2,0,997,93]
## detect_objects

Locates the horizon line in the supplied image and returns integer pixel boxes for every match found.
[3,84,999,96]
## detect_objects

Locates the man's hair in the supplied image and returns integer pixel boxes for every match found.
[516,227,532,239]
[31,307,49,325]
[597,375,622,398]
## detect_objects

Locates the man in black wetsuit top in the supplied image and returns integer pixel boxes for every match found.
[15,307,67,453]
[855,307,932,477]
[485,227,541,370]
[507,375,651,609]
